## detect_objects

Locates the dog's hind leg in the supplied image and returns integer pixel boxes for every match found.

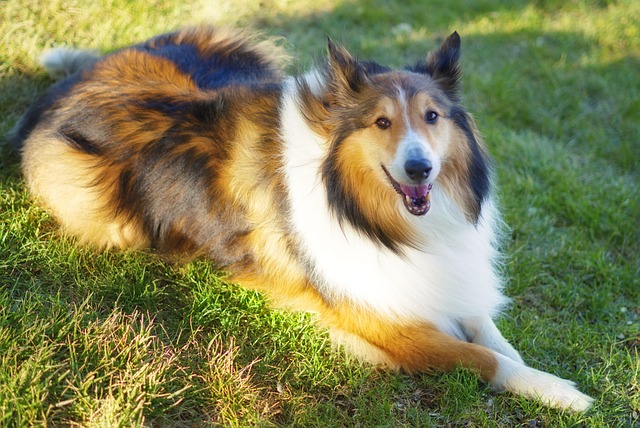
[20,132,148,250]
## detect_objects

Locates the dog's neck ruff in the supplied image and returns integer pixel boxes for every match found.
[279,76,507,326]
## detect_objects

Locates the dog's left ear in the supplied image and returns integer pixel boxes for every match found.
[411,32,462,101]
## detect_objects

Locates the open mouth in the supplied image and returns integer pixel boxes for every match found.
[382,165,432,216]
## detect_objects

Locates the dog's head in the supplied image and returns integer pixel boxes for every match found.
[299,33,491,251]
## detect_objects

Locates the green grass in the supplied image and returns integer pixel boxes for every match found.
[1,0,639,426]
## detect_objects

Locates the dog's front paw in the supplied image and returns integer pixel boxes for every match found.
[491,354,594,412]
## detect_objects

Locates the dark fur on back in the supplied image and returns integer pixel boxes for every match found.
[134,27,283,89]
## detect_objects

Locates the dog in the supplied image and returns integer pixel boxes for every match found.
[12,26,593,411]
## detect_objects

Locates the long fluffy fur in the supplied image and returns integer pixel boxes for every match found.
[13,26,593,412]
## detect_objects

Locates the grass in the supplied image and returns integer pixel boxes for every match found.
[1,0,638,426]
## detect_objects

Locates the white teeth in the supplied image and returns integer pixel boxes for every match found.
[405,195,412,205]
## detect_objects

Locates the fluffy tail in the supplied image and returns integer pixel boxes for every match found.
[39,47,101,79]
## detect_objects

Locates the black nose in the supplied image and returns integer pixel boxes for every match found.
[404,158,432,182]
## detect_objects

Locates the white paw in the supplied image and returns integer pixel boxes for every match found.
[492,354,594,412]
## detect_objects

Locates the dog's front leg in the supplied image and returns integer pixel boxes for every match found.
[460,315,524,364]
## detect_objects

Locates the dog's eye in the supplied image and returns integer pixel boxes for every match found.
[375,117,391,129]
[425,111,439,124]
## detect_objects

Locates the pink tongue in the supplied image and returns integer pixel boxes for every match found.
[400,184,429,198]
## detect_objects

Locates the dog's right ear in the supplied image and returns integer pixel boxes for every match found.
[326,38,367,95]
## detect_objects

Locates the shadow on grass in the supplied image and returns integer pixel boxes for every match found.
[0,72,54,179]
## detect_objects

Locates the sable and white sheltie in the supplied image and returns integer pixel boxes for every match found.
[13,26,593,411]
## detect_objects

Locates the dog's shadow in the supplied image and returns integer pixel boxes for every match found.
[0,71,53,178]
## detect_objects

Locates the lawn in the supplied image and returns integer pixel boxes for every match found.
[1,0,638,426]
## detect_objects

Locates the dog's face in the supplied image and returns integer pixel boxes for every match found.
[335,73,458,217]
[305,33,490,250]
